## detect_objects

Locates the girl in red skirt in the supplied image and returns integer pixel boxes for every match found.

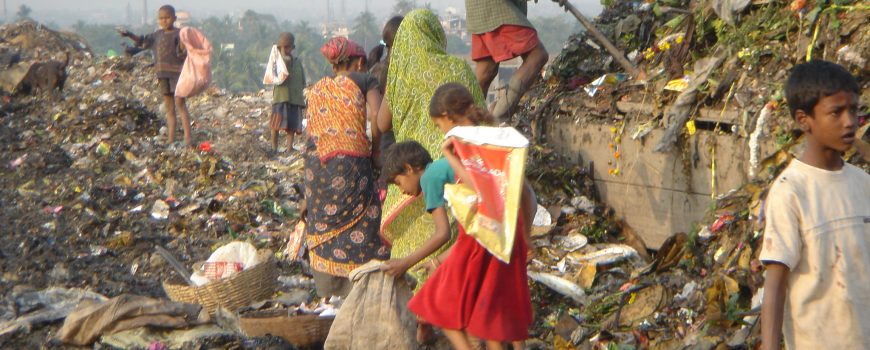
[408,83,536,350]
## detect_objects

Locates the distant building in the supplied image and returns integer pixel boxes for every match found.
[220,43,235,57]
[320,22,350,39]
[175,11,191,27]
[440,7,468,42]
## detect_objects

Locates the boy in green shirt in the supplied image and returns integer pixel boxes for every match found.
[269,32,307,153]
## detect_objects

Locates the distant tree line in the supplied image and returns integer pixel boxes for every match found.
[65,2,580,93]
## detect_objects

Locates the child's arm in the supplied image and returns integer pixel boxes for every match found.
[417,244,453,276]
[761,262,789,350]
[520,180,536,243]
[367,88,382,162]
[117,29,139,43]
[376,96,392,134]
[382,206,452,276]
[373,99,392,167]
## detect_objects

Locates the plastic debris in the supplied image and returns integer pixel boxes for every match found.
[749,102,775,178]
[583,73,628,97]
[560,233,589,252]
[151,200,170,220]
[570,196,597,213]
[566,244,638,266]
[664,76,690,92]
[528,271,587,304]
[0,287,107,338]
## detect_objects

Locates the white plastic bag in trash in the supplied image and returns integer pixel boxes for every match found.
[190,242,262,286]
[262,45,289,86]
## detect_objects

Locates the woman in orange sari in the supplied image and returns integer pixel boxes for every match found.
[303,37,389,297]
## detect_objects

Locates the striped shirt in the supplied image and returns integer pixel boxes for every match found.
[465,0,534,34]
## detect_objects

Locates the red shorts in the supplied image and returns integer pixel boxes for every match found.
[471,25,541,63]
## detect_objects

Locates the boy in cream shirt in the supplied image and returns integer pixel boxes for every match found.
[760,60,870,349]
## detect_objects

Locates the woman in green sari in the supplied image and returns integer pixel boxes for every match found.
[377,9,486,287]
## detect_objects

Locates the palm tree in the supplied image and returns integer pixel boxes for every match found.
[16,4,32,20]
[392,0,415,15]
[291,21,330,81]
[351,11,379,50]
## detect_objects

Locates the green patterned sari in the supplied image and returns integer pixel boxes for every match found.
[381,9,485,288]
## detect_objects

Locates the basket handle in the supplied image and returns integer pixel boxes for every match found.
[155,245,195,286]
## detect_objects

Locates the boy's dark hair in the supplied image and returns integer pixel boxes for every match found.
[159,5,176,16]
[278,32,295,45]
[383,16,404,49]
[369,16,403,92]
[429,83,495,125]
[785,60,859,118]
[381,141,432,182]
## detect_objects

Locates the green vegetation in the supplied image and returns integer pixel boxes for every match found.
[392,0,433,16]
[199,11,331,92]
[350,11,379,50]
[530,15,584,55]
[17,5,33,21]
[71,21,121,57]
[446,34,470,55]
[65,1,584,93]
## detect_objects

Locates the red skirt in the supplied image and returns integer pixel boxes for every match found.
[407,220,532,341]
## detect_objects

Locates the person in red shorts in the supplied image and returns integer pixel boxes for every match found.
[466,0,550,123]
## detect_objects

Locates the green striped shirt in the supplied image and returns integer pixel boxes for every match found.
[465,0,534,34]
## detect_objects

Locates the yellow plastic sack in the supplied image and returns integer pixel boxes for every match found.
[444,126,529,263]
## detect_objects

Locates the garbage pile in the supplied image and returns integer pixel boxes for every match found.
[1,0,868,345]
[527,0,868,153]
[519,0,870,348]
[0,21,307,348]
[0,20,93,95]
[0,20,92,61]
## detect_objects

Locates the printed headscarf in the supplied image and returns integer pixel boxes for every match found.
[321,37,366,65]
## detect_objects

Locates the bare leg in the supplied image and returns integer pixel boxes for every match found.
[474,57,500,98]
[174,96,193,147]
[163,95,176,144]
[491,44,549,123]
[286,130,295,151]
[443,329,474,350]
[485,340,506,350]
[511,340,525,350]
[467,334,483,350]
[271,129,279,151]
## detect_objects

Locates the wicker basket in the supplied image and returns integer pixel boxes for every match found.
[162,255,277,314]
[239,311,334,346]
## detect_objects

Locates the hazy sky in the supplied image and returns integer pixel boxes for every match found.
[5,0,603,27]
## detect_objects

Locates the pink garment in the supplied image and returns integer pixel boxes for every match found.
[175,27,212,98]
